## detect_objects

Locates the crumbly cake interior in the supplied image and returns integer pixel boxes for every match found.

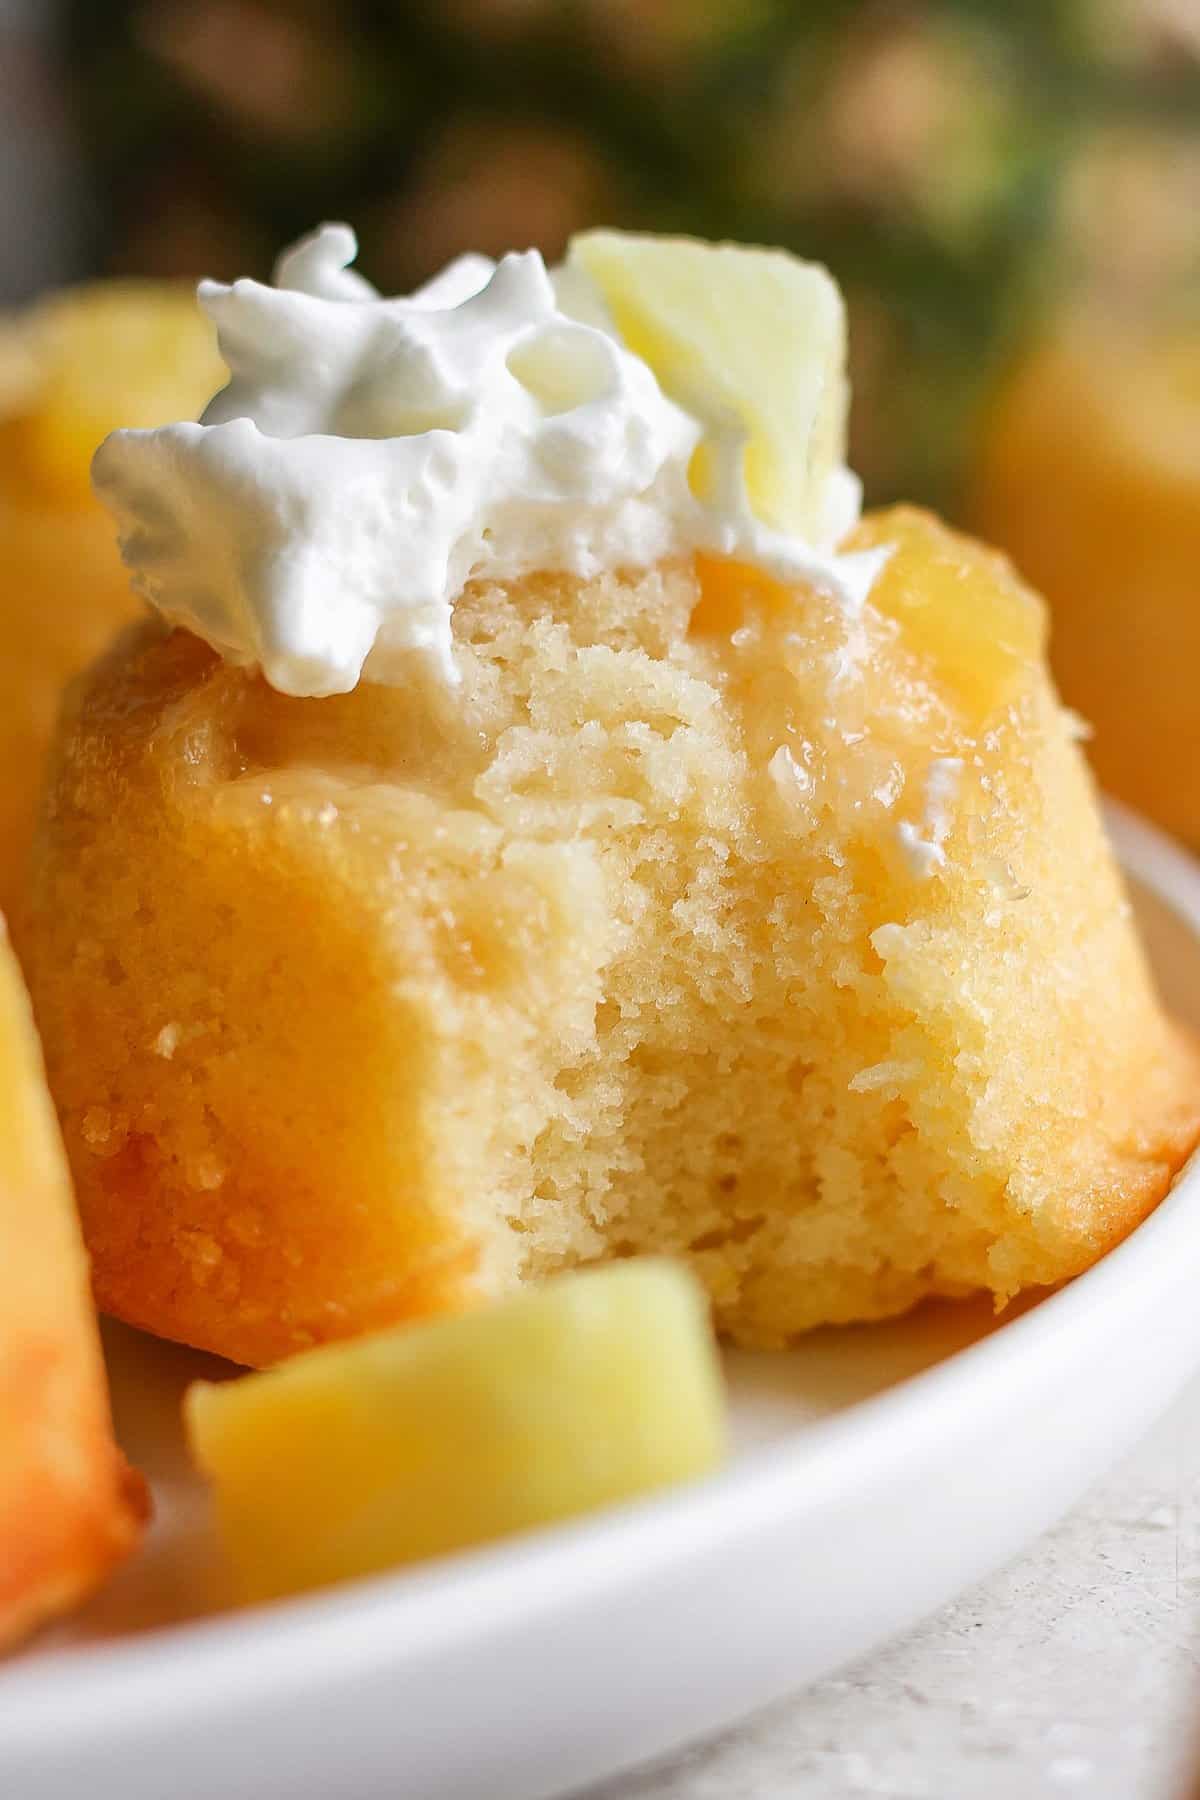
[26,506,1200,1363]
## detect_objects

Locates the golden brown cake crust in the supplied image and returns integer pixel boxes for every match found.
[22,510,1200,1364]
[0,922,144,1650]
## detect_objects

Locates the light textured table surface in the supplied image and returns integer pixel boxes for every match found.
[592,1372,1200,1800]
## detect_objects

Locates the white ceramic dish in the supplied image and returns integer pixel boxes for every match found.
[2,803,1199,1800]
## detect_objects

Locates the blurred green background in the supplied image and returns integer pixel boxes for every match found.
[22,1,1200,507]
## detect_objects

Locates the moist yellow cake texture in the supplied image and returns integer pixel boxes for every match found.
[0,919,143,1648]
[24,506,1200,1366]
[0,283,224,916]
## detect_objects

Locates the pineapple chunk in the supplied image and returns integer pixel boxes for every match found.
[2,282,225,504]
[850,506,1046,724]
[186,1261,725,1601]
[569,230,846,540]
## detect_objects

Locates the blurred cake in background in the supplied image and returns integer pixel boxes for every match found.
[972,314,1200,846]
[0,283,223,914]
[966,66,1200,845]
[0,918,143,1647]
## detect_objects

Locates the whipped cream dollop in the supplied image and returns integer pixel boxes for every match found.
[93,223,882,698]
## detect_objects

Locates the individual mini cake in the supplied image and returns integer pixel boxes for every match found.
[0,282,224,914]
[972,318,1200,846]
[0,920,143,1647]
[24,227,1200,1366]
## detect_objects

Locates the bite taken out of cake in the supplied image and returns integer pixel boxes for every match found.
[22,226,1200,1367]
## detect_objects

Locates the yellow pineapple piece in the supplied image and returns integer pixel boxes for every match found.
[185,1261,725,1601]
[570,230,846,539]
[972,320,1200,843]
[0,921,144,1647]
[851,506,1046,726]
[692,512,1043,729]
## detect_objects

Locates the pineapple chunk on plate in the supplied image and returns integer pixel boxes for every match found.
[186,1260,725,1602]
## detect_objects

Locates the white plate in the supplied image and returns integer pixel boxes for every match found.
[2,803,1200,1800]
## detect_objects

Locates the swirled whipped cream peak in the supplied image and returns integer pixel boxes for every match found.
[92,222,884,698]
